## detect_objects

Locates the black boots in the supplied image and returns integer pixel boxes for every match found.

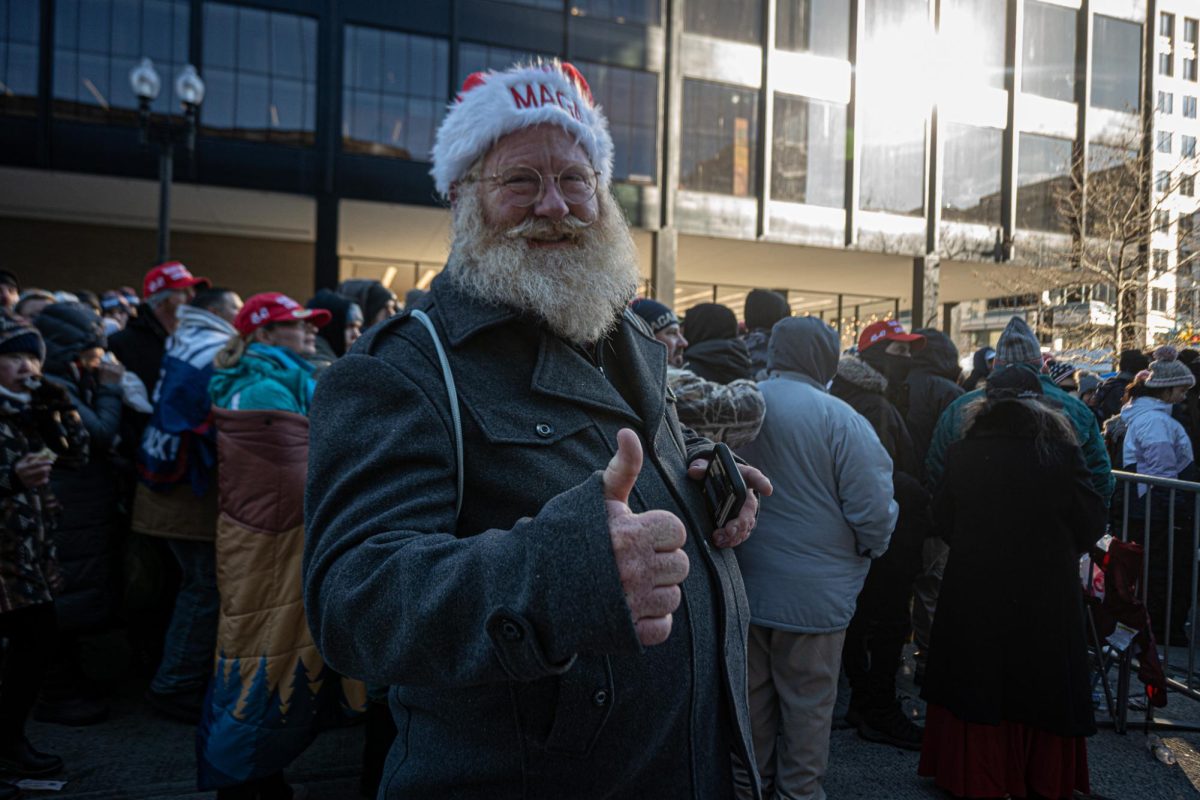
[0,738,63,778]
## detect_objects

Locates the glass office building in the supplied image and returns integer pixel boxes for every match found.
[0,0,1181,346]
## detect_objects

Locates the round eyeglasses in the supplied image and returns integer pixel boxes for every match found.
[467,163,599,207]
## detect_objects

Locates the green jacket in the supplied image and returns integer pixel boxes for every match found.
[925,371,1114,503]
[209,343,316,415]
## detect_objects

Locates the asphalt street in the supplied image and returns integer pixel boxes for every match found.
[14,651,1200,799]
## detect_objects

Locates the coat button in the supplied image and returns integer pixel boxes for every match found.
[500,620,523,641]
[592,689,608,707]
[535,423,554,437]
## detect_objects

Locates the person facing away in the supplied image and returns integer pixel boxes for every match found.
[1094,348,1151,424]
[682,302,755,384]
[304,59,773,799]
[918,365,1105,800]
[630,298,765,448]
[960,346,994,392]
[0,315,88,798]
[734,316,898,800]
[742,289,790,380]
[903,328,964,470]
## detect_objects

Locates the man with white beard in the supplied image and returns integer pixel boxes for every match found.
[303,61,772,799]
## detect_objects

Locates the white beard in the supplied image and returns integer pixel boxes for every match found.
[445,188,641,345]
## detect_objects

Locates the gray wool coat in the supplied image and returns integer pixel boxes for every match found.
[304,275,759,800]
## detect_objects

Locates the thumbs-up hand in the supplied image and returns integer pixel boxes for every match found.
[604,428,689,647]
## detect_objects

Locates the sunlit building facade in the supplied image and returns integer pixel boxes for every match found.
[0,0,1171,349]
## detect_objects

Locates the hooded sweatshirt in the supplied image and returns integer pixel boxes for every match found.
[682,303,754,385]
[338,279,396,328]
[904,328,965,468]
[735,316,898,633]
[1121,396,1194,494]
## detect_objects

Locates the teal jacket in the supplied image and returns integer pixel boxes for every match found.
[209,343,316,414]
[925,371,1114,503]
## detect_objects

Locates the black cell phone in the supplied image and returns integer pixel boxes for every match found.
[704,443,748,529]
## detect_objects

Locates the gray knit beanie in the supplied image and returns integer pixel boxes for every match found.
[1145,346,1196,389]
[994,316,1041,367]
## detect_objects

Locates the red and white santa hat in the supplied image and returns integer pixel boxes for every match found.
[431,60,614,198]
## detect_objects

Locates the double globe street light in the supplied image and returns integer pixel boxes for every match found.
[129,57,205,263]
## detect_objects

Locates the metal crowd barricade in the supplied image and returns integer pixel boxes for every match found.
[1100,470,1200,734]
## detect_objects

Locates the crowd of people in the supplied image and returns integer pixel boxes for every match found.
[1,57,1194,800]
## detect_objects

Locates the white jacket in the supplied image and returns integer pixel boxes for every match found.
[1121,396,1194,493]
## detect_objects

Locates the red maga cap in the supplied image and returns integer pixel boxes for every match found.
[143,261,210,298]
[234,292,331,337]
[857,319,926,354]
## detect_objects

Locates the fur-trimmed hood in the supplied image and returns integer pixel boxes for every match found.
[836,355,887,395]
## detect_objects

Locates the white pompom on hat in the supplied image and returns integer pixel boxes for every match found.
[430,60,614,199]
[1145,345,1196,389]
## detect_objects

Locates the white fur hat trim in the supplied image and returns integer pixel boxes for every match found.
[430,60,614,198]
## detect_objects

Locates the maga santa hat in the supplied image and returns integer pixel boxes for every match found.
[430,60,614,198]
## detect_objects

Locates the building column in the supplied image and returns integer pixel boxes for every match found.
[912,255,940,329]
[314,193,339,291]
[652,228,677,305]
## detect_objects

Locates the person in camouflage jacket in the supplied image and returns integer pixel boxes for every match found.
[0,315,88,791]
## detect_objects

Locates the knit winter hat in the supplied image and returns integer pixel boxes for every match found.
[1144,345,1196,389]
[1048,360,1076,388]
[0,312,44,362]
[629,298,679,333]
[430,60,613,198]
[1076,370,1102,397]
[1118,348,1150,374]
[744,289,790,331]
[994,316,1041,366]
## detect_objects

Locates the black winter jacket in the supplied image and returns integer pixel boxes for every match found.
[304,274,759,799]
[903,330,965,471]
[108,304,168,396]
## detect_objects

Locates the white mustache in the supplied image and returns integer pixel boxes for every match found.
[504,215,594,242]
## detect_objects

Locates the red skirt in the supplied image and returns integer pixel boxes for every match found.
[918,703,1089,799]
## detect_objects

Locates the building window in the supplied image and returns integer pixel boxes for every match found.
[1016,133,1072,232]
[1022,1,1077,103]
[1185,135,1198,159]
[1156,210,1171,232]
[1153,249,1169,276]
[771,93,845,207]
[1158,131,1174,154]
[939,0,1007,90]
[0,0,39,116]
[1186,96,1198,118]
[341,26,449,162]
[457,41,555,86]
[1152,287,1168,313]
[1184,174,1196,197]
[1186,58,1198,82]
[680,78,759,196]
[53,0,189,124]
[860,109,924,216]
[775,0,850,60]
[577,61,658,183]
[941,122,1002,226]
[569,1,660,26]
[201,4,317,145]
[1181,212,1196,260]
[684,0,761,45]
[1162,12,1176,40]
[1159,91,1174,114]
[1157,170,1171,193]
[1161,52,1175,77]
[1091,16,1141,112]
[1186,18,1198,46]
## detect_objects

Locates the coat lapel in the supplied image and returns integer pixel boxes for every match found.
[531,334,639,424]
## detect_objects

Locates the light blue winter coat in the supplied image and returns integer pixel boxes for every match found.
[735,317,899,634]
[1121,396,1194,494]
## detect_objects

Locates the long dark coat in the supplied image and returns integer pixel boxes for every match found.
[922,401,1107,738]
[304,275,758,800]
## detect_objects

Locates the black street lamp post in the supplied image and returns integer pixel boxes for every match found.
[129,57,205,264]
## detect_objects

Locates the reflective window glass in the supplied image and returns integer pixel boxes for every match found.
[1016,133,1072,232]
[860,111,924,216]
[1161,52,1174,77]
[1022,1,1076,102]
[0,0,40,116]
[1186,96,1198,118]
[1087,144,1137,237]
[1184,135,1196,158]
[53,0,189,123]
[1185,58,1198,82]
[342,25,449,162]
[939,0,1007,89]
[771,93,845,207]
[494,0,560,9]
[775,0,850,60]
[1187,18,1198,45]
[201,3,317,146]
[1158,131,1173,153]
[577,60,658,183]
[457,42,555,87]
[685,0,761,45]
[1159,91,1174,114]
[680,78,759,196]
[941,123,1002,225]
[1091,16,1141,112]
[569,0,660,25]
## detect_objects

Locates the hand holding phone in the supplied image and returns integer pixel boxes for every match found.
[703,443,748,529]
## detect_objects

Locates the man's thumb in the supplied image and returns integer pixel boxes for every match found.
[603,428,643,506]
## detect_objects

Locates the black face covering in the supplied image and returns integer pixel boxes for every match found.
[859,342,913,389]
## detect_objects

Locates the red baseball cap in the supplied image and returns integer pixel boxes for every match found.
[857,320,926,354]
[234,292,331,336]
[143,261,210,297]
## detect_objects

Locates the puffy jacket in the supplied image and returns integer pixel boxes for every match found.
[904,329,965,470]
[209,343,316,414]
[667,365,765,448]
[1121,396,1194,493]
[927,369,1114,504]
[736,318,898,633]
